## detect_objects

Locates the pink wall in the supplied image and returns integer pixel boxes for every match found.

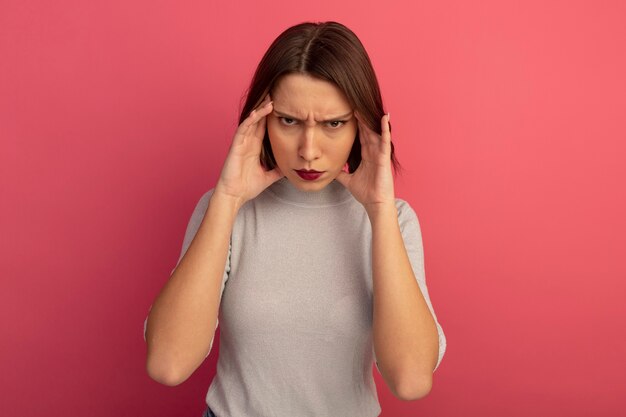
[2,1,625,416]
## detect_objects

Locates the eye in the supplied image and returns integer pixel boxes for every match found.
[326,120,346,129]
[279,117,297,126]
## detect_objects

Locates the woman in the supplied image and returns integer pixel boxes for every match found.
[144,21,446,417]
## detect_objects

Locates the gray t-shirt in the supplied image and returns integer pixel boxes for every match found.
[145,177,446,416]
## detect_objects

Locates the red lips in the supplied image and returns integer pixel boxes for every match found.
[295,169,324,180]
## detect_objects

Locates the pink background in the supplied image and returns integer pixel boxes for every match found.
[2,1,625,416]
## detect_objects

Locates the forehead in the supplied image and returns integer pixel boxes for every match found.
[271,73,352,117]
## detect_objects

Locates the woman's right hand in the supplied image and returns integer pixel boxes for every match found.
[214,94,283,209]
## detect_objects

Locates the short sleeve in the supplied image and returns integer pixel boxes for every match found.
[373,199,447,373]
[143,189,232,356]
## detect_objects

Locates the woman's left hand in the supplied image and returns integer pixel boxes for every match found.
[336,112,396,215]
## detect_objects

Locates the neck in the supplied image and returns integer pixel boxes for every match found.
[266,177,353,207]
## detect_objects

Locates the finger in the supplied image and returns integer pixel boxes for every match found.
[253,99,273,119]
[243,100,273,130]
[381,113,391,144]
[255,94,271,110]
[256,100,274,137]
[233,101,272,146]
[254,106,269,139]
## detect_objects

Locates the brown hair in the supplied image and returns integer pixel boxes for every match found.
[239,21,401,174]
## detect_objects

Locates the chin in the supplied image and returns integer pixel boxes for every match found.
[287,173,334,191]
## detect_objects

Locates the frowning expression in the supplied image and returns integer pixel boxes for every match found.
[267,73,357,191]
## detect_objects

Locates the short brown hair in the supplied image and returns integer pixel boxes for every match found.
[239,21,401,174]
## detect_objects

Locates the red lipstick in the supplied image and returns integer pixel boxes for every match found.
[295,169,324,181]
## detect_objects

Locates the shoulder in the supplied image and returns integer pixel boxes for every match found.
[185,188,231,231]
[393,198,425,241]
[189,189,214,217]
[394,197,419,223]
[200,188,217,204]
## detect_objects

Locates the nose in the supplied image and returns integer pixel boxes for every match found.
[298,126,321,162]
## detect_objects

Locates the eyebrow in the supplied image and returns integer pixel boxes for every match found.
[272,110,353,123]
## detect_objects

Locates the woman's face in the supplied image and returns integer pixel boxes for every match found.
[267,73,357,191]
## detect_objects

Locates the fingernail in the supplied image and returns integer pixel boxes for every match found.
[387,113,391,122]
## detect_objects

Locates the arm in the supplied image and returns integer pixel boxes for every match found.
[145,192,239,386]
[144,94,280,386]
[336,112,445,400]
[369,202,440,401]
